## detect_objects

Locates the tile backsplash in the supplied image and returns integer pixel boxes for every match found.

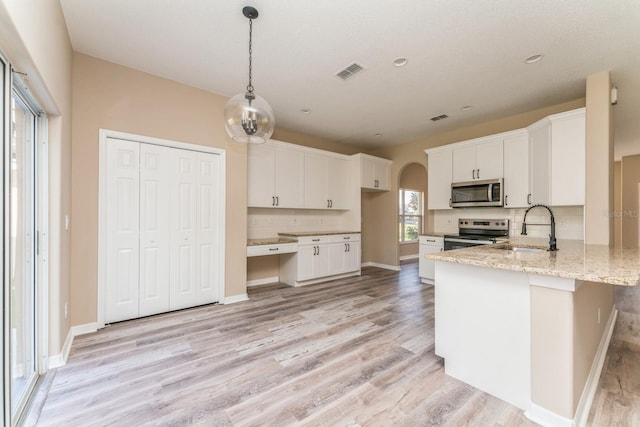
[433,206,584,240]
[248,208,357,239]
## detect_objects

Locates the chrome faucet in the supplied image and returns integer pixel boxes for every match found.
[521,204,557,251]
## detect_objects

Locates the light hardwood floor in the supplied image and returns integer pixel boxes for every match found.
[29,262,638,426]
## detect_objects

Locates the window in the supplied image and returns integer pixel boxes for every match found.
[399,189,423,242]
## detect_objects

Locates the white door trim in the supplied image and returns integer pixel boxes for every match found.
[97,129,226,328]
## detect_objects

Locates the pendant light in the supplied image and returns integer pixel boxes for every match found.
[223,6,275,144]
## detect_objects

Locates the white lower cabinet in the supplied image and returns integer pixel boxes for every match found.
[280,234,361,286]
[419,235,444,283]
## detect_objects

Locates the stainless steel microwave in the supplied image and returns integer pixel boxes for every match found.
[451,178,503,208]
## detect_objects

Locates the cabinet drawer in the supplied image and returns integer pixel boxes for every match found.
[330,233,361,243]
[247,243,298,257]
[419,236,444,246]
[297,235,333,245]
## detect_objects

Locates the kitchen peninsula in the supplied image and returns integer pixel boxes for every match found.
[427,239,640,427]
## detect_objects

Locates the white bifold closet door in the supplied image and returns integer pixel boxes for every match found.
[105,138,220,323]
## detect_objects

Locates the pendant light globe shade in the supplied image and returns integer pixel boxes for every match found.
[224,92,275,144]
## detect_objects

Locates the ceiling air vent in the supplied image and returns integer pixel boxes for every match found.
[430,114,449,122]
[336,62,365,80]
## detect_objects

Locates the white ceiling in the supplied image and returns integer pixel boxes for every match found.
[59,0,640,158]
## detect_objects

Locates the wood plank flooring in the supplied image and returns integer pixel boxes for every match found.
[29,263,636,426]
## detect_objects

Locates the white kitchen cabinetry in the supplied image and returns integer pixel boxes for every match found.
[503,131,530,208]
[528,108,585,206]
[247,140,305,208]
[304,152,350,209]
[419,235,444,284]
[280,234,361,286]
[426,148,453,210]
[452,139,503,183]
[354,153,391,191]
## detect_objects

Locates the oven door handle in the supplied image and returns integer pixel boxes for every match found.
[488,184,492,202]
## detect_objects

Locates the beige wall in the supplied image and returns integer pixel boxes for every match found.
[399,162,427,258]
[70,53,250,326]
[0,0,73,357]
[620,154,640,249]
[364,99,586,267]
[614,161,622,248]
[530,281,614,418]
[616,154,640,314]
[584,71,614,245]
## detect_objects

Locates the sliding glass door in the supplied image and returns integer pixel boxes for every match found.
[9,85,38,420]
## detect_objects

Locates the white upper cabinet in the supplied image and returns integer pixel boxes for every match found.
[452,139,503,182]
[355,153,392,191]
[426,149,453,210]
[527,108,586,206]
[247,141,305,208]
[304,152,350,209]
[503,132,530,208]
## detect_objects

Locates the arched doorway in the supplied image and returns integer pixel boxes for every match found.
[398,162,427,262]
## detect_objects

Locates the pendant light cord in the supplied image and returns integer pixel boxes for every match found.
[247,18,254,94]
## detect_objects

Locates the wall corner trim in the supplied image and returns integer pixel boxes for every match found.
[361,262,401,271]
[222,294,249,304]
[48,328,74,369]
[247,276,279,287]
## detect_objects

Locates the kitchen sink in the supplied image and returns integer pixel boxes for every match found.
[496,244,546,253]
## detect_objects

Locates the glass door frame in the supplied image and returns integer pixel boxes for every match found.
[2,64,49,425]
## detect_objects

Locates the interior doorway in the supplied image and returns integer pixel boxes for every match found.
[398,163,427,261]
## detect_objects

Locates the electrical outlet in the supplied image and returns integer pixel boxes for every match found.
[597,307,601,324]
[64,302,68,319]
[64,215,70,230]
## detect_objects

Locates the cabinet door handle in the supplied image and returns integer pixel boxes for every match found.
[527,193,532,205]
[449,198,452,208]
[272,196,275,206]
[269,248,279,252]
[312,238,320,242]
[329,199,333,208]
[477,169,480,179]
[343,236,350,240]
[276,196,279,206]
[472,169,475,180]
[348,243,350,252]
[505,194,508,206]
[316,246,320,255]
[313,246,317,256]
[345,243,348,252]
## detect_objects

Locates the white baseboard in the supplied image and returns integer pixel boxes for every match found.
[525,308,618,427]
[574,307,618,427]
[525,402,575,427]
[223,293,249,304]
[49,328,74,369]
[247,276,279,287]
[71,322,100,336]
[361,262,401,271]
[399,254,419,261]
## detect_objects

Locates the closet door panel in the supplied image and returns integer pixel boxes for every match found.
[139,144,172,317]
[105,138,140,323]
[196,153,220,303]
[170,150,198,310]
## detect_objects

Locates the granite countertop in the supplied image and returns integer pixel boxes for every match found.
[426,237,640,287]
[247,237,298,246]
[278,231,361,237]
[420,232,448,238]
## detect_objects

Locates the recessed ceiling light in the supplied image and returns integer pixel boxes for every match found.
[300,108,311,114]
[461,105,472,111]
[393,57,408,67]
[524,54,543,64]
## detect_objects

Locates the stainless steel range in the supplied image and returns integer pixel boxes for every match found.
[444,218,510,251]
